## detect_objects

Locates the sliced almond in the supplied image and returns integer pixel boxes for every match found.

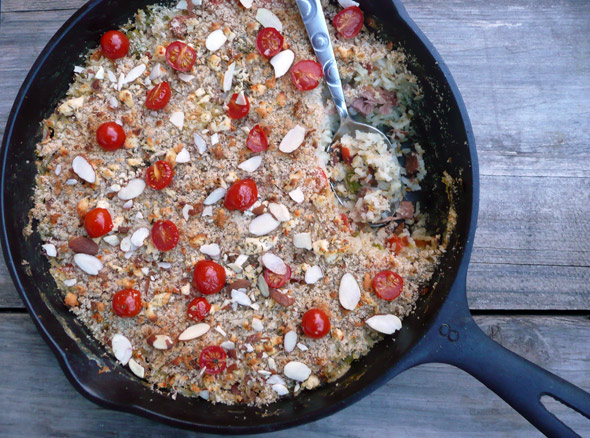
[338,0,359,6]
[366,314,402,335]
[284,361,311,381]
[279,125,305,153]
[238,155,262,172]
[256,8,283,31]
[284,330,297,353]
[103,235,120,246]
[42,243,57,257]
[339,273,361,310]
[252,318,263,332]
[267,374,286,386]
[289,187,305,203]
[240,0,253,7]
[128,358,145,378]
[146,334,175,350]
[270,50,294,78]
[112,334,132,365]
[68,236,99,255]
[223,62,236,92]
[194,132,207,154]
[95,66,105,80]
[268,203,290,222]
[305,265,323,284]
[235,90,247,106]
[74,253,103,275]
[206,29,227,52]
[231,289,252,307]
[170,111,184,130]
[200,243,221,258]
[175,148,190,163]
[123,64,146,84]
[149,62,162,80]
[204,187,226,205]
[262,253,287,275]
[118,178,146,200]
[72,156,96,183]
[293,232,312,250]
[272,384,289,396]
[249,213,280,236]
[178,323,210,341]
[130,227,149,247]
[178,73,195,82]
[182,204,194,221]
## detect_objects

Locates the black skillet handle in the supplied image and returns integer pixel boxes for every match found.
[414,279,590,437]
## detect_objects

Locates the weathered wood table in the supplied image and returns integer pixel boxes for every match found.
[1,0,589,436]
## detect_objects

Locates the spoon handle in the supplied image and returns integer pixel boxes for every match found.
[295,0,349,120]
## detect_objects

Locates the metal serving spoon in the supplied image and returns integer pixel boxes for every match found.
[295,0,402,224]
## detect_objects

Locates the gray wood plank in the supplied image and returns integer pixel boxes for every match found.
[1,313,589,437]
[1,0,589,308]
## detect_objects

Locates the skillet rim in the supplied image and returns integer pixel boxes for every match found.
[0,0,479,433]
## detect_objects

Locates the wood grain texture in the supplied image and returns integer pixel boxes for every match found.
[1,0,589,309]
[1,313,589,437]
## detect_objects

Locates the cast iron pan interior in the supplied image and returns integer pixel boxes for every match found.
[0,0,476,433]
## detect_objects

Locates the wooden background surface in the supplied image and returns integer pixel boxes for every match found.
[1,0,589,436]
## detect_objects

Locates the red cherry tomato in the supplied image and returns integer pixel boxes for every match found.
[264,264,292,289]
[302,308,331,339]
[84,207,113,238]
[145,160,174,190]
[100,30,129,59]
[246,125,269,152]
[224,179,258,211]
[96,122,126,151]
[199,345,227,375]
[226,93,250,119]
[290,60,323,91]
[165,41,197,72]
[255,27,284,58]
[386,234,409,255]
[192,260,226,295]
[112,288,142,317]
[372,270,404,301]
[187,297,211,321]
[151,220,179,251]
[145,81,171,110]
[333,6,364,39]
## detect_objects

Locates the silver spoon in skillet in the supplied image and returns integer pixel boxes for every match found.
[295,0,402,226]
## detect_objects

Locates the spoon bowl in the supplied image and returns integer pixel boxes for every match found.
[295,0,402,224]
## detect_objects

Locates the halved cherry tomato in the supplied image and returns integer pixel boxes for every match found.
[302,308,331,339]
[255,27,284,58]
[372,270,404,301]
[96,122,126,151]
[165,41,197,72]
[224,179,258,211]
[290,60,323,91]
[187,297,211,321]
[264,264,291,289]
[112,288,142,317]
[151,220,179,251]
[84,207,113,238]
[145,160,174,190]
[199,345,227,374]
[333,6,364,39]
[386,234,409,255]
[193,260,226,295]
[226,93,250,119]
[246,125,269,152]
[145,81,171,110]
[100,30,129,59]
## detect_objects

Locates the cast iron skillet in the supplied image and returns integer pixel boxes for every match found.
[2,0,589,435]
